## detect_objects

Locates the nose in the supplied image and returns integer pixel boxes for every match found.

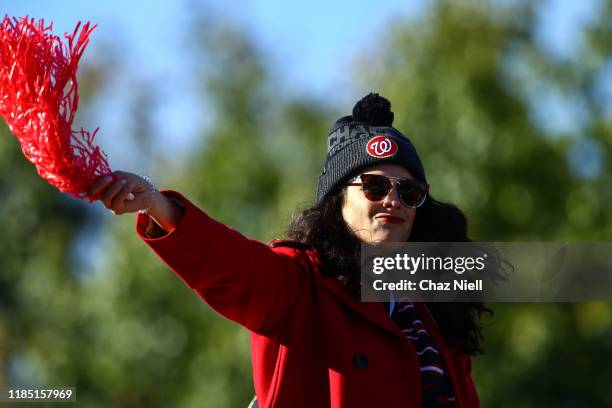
[382,183,402,210]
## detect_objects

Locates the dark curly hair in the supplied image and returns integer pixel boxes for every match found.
[287,186,494,356]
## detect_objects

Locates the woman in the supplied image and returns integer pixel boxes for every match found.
[89,93,489,407]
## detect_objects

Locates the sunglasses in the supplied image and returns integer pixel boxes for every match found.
[347,174,429,208]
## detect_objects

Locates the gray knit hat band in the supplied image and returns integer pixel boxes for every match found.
[316,120,426,203]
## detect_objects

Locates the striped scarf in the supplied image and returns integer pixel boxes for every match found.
[391,300,457,407]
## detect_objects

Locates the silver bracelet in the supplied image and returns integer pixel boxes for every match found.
[138,174,158,215]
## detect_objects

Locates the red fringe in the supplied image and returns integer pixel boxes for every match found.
[0,15,110,199]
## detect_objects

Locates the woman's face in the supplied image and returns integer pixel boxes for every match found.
[342,164,416,244]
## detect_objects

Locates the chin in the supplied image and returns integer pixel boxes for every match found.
[371,235,403,244]
[381,231,409,243]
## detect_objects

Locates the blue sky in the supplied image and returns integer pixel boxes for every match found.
[3,0,604,171]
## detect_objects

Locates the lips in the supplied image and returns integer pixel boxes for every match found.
[375,214,405,224]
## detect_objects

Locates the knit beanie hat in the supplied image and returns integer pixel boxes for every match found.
[316,93,427,203]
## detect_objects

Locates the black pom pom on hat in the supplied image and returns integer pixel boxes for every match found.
[352,92,394,127]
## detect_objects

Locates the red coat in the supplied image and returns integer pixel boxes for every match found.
[136,191,480,408]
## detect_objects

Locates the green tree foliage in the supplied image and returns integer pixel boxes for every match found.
[2,1,612,407]
[0,121,89,401]
[368,2,612,406]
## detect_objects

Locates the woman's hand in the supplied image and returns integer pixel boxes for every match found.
[87,171,154,215]
[87,171,184,232]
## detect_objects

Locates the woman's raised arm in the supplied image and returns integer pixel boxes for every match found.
[87,171,308,333]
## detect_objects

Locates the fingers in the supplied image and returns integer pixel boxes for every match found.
[88,171,150,215]
[110,182,136,214]
[102,179,126,210]
[87,175,114,198]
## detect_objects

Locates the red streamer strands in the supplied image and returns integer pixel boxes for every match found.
[0,15,110,199]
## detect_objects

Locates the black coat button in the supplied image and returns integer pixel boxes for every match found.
[353,354,368,369]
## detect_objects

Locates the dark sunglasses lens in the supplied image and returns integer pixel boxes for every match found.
[360,174,391,200]
[398,181,427,207]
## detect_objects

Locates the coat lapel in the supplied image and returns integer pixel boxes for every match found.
[303,248,401,339]
[320,276,407,340]
[305,248,422,363]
